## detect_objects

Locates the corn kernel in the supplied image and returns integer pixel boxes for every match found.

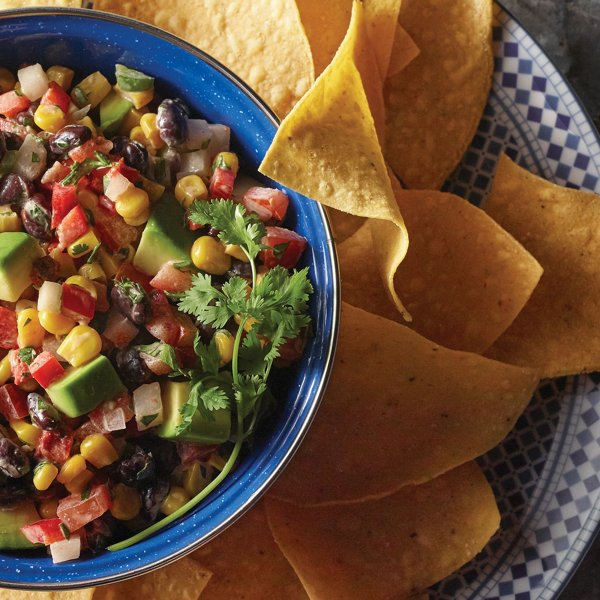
[17,308,45,348]
[57,454,87,484]
[0,67,15,93]
[38,497,58,519]
[118,106,148,135]
[160,486,190,516]
[10,420,42,446]
[175,175,208,209]
[114,83,154,110]
[0,207,21,232]
[208,453,227,471]
[77,189,99,211]
[67,229,100,259]
[110,483,142,521]
[139,113,164,150]
[182,461,210,497]
[214,329,235,366]
[79,434,118,468]
[64,275,98,300]
[57,325,102,367]
[138,175,164,203]
[33,104,67,134]
[212,151,239,176]
[129,125,152,150]
[96,247,121,279]
[15,299,36,313]
[114,187,149,220]
[234,313,258,333]
[123,207,151,226]
[0,354,11,385]
[65,469,94,494]
[33,461,59,491]
[224,244,249,262]
[77,115,97,136]
[39,310,75,336]
[191,236,231,275]
[46,65,74,89]
[49,248,77,278]
[78,262,107,284]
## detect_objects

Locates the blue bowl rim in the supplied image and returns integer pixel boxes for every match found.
[0,6,341,589]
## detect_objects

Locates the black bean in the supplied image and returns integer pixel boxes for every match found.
[196,321,216,344]
[15,101,38,128]
[0,475,28,506]
[111,136,148,173]
[111,280,150,325]
[49,124,92,155]
[21,194,51,241]
[136,438,180,477]
[0,131,6,162]
[27,393,61,431]
[0,437,30,478]
[115,348,152,390]
[228,258,252,280]
[115,445,156,487]
[85,515,117,553]
[32,256,59,283]
[140,478,170,522]
[157,98,188,147]
[0,173,33,205]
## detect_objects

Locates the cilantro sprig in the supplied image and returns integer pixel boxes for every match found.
[60,152,112,186]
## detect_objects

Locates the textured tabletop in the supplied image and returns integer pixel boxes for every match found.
[498,1,600,599]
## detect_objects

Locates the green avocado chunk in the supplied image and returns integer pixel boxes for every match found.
[0,232,43,302]
[0,499,40,549]
[99,90,133,138]
[157,381,231,443]
[133,193,197,276]
[46,355,126,418]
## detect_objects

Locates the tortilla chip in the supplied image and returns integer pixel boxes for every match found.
[387,24,420,77]
[0,0,80,5]
[190,502,308,599]
[92,0,313,118]
[266,462,500,599]
[0,591,94,600]
[260,1,409,317]
[363,0,403,78]
[340,190,543,353]
[484,154,600,376]
[93,557,211,600]
[269,302,538,506]
[385,0,493,189]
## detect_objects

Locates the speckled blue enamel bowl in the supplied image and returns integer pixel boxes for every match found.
[0,8,339,589]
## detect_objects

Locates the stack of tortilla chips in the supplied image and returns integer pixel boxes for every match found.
[2,0,599,598]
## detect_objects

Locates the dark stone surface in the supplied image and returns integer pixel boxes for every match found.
[500,2,600,598]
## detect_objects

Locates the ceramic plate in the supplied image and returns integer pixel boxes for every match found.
[434,3,600,599]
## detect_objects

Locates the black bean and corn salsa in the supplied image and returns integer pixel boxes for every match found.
[0,62,313,562]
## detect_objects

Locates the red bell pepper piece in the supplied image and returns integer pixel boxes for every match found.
[56,204,90,250]
[36,429,74,464]
[29,351,65,388]
[0,90,31,118]
[62,283,96,321]
[0,383,28,420]
[0,307,18,349]
[57,484,111,531]
[40,81,71,114]
[209,167,236,199]
[260,226,308,269]
[51,184,78,229]
[21,518,68,546]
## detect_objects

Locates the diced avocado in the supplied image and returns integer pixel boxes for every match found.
[0,499,40,549]
[100,90,133,138]
[115,64,154,92]
[47,355,125,418]
[0,232,43,302]
[157,381,231,443]
[133,193,196,276]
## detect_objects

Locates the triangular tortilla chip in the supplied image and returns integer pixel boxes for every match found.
[340,190,543,353]
[190,502,308,599]
[485,154,600,376]
[93,0,314,118]
[266,462,499,600]
[269,302,538,506]
[0,591,95,600]
[385,0,493,189]
[260,1,409,317]
[387,23,420,77]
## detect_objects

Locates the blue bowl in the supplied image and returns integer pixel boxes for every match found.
[0,8,339,589]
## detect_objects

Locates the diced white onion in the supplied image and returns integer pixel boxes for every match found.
[41,160,70,185]
[184,119,211,151]
[70,103,91,121]
[105,171,133,202]
[207,124,230,155]
[18,63,49,101]
[38,281,63,313]
[15,299,36,313]
[134,382,164,431]
[103,309,139,348]
[42,336,64,362]
[176,150,211,180]
[14,134,47,181]
[50,534,81,564]
[103,407,126,432]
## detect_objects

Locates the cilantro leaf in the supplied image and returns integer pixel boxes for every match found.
[60,152,112,186]
[136,341,186,376]
[86,243,101,264]
[202,386,230,412]
[71,243,89,255]
[177,273,235,328]
[115,277,148,305]
[176,377,231,434]
[18,347,37,365]
[238,329,270,375]
[194,334,221,376]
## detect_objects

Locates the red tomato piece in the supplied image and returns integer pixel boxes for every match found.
[68,137,113,163]
[62,283,96,321]
[260,226,307,269]
[28,351,65,388]
[0,90,31,118]
[36,429,74,464]
[92,205,137,251]
[50,184,78,229]
[0,383,28,420]
[115,263,153,292]
[145,290,180,346]
[57,484,111,532]
[149,262,193,293]
[21,518,67,546]
[275,334,306,365]
[8,350,30,386]
[240,187,289,223]
[40,81,70,114]
[176,313,197,348]
[107,160,140,184]
[56,204,90,249]
[0,307,18,349]
[209,167,236,198]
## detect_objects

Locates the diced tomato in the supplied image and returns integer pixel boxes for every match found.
[0,90,31,118]
[176,442,218,466]
[8,350,30,386]
[51,184,78,229]
[0,307,18,350]
[74,419,101,443]
[28,351,65,388]
[36,429,74,464]
[149,262,193,293]
[240,187,289,223]
[68,137,113,163]
[62,283,96,321]
[97,194,117,216]
[260,226,308,269]
[209,167,236,199]
[57,484,111,532]
[56,204,90,249]
[0,383,28,420]
[41,161,71,188]
[104,160,140,185]
[145,290,181,346]
[275,334,306,365]
[92,205,137,251]
[21,518,67,546]
[176,313,197,348]
[102,309,139,349]
[40,81,71,114]
[115,263,153,292]
[88,391,134,433]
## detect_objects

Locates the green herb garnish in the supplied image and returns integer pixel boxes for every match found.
[71,243,89,255]
[18,347,36,365]
[114,276,147,305]
[60,152,112,186]
[86,243,101,264]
